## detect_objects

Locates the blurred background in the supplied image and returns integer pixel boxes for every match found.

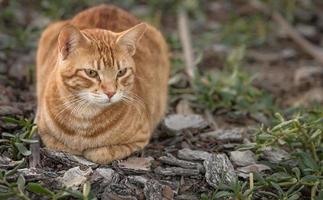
[0,0,322,199]
[0,0,322,123]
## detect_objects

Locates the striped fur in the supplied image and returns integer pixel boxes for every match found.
[36,5,169,164]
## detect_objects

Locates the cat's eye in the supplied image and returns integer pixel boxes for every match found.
[117,68,127,77]
[85,69,98,78]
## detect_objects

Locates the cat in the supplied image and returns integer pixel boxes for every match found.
[36,4,169,164]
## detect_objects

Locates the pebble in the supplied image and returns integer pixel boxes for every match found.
[200,128,243,142]
[237,164,271,179]
[262,147,290,163]
[204,154,236,188]
[163,114,208,132]
[59,167,92,189]
[177,148,211,161]
[229,150,257,166]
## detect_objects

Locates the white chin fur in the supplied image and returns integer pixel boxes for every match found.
[82,91,123,106]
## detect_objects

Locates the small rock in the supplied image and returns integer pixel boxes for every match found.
[176,194,199,200]
[177,148,211,161]
[201,128,243,142]
[42,149,98,168]
[102,184,137,200]
[14,168,57,181]
[204,154,236,188]
[229,150,256,167]
[154,166,200,177]
[117,156,154,173]
[163,114,208,132]
[237,164,271,179]
[176,99,194,115]
[262,147,290,163]
[159,154,204,172]
[59,167,92,189]
[160,180,180,194]
[95,168,116,183]
[127,176,148,187]
[144,179,174,200]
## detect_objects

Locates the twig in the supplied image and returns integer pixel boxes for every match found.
[177,8,195,80]
[250,0,323,66]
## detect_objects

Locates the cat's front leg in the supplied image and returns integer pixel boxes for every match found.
[83,140,148,164]
[40,133,82,155]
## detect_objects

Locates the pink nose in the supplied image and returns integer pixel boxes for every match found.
[105,91,116,98]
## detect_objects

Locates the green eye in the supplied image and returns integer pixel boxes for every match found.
[85,69,98,78]
[117,68,127,77]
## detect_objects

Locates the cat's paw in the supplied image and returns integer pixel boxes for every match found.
[83,147,113,164]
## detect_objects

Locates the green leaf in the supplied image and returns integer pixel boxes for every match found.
[17,175,25,190]
[0,192,15,198]
[288,194,300,200]
[0,139,10,143]
[300,175,321,185]
[5,159,25,176]
[214,191,233,198]
[27,183,54,196]
[294,152,319,171]
[83,181,91,197]
[1,132,16,138]
[19,138,38,144]
[14,142,31,156]
[2,117,21,124]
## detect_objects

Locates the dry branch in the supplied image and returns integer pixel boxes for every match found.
[250,0,323,65]
[177,8,195,80]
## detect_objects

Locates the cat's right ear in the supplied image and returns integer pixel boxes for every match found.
[58,25,88,60]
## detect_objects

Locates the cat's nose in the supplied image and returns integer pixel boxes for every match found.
[105,91,116,98]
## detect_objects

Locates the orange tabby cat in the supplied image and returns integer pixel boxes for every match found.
[36,4,169,164]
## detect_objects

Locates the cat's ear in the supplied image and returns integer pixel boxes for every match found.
[58,25,88,60]
[116,23,147,56]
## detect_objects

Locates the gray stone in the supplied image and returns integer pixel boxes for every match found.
[204,154,236,188]
[95,168,115,182]
[58,167,92,189]
[229,150,256,166]
[42,149,98,168]
[154,166,200,177]
[127,176,148,187]
[163,114,208,131]
[117,156,154,173]
[177,148,211,161]
[201,128,243,142]
[144,179,174,200]
[262,147,290,163]
[102,183,137,200]
[159,154,204,172]
[237,164,271,179]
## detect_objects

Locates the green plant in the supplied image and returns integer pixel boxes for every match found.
[204,110,322,199]
[220,14,269,48]
[202,178,254,200]
[0,117,38,160]
[27,181,97,200]
[193,46,276,117]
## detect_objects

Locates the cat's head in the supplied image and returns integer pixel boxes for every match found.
[56,23,147,107]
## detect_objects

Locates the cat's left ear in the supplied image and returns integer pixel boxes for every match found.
[116,23,147,56]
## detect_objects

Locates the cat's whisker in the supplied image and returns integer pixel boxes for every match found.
[54,96,88,122]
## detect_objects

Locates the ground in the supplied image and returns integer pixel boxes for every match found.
[0,0,322,200]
